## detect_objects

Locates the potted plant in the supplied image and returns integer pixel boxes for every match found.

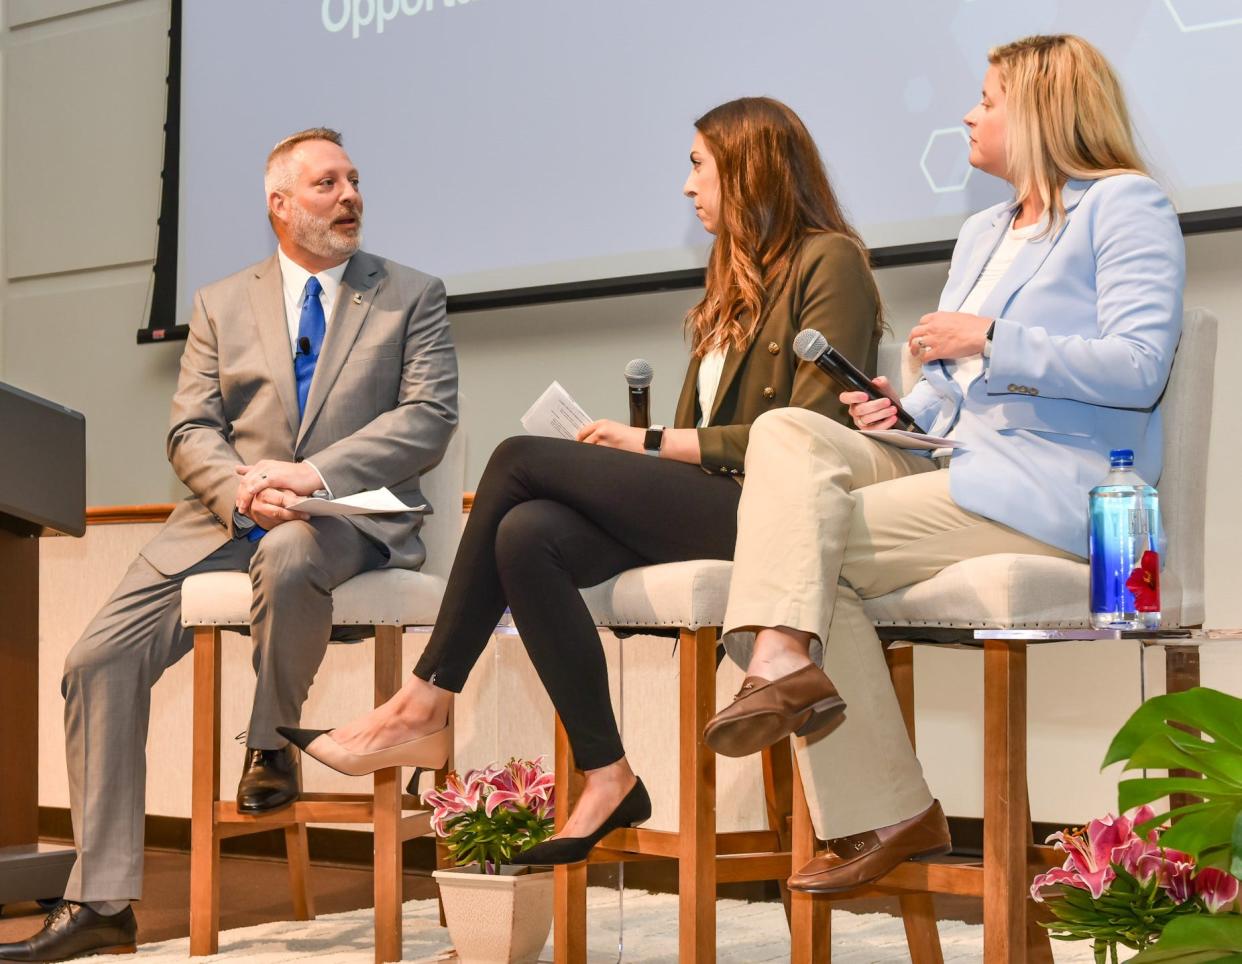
[1031,805,1238,962]
[1030,686,1242,962]
[424,757,556,964]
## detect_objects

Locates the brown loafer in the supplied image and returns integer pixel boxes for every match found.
[787,800,952,893]
[703,664,845,758]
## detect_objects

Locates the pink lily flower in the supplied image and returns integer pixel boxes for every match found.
[484,757,557,818]
[1032,812,1138,901]
[1195,867,1240,913]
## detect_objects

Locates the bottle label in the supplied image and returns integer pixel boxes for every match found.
[1125,550,1161,613]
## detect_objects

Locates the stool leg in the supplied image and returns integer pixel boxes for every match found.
[679,626,717,963]
[373,626,404,964]
[435,701,454,929]
[190,627,222,956]
[553,714,586,964]
[885,646,943,964]
[790,752,830,964]
[983,639,1029,963]
[1165,645,1203,813]
[284,823,315,920]
[899,895,944,964]
[761,741,793,923]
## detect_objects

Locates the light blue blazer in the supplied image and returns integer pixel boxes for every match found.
[901,174,1185,556]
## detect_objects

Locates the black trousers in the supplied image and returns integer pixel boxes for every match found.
[413,435,743,770]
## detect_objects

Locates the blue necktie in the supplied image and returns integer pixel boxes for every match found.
[294,275,326,419]
[249,276,326,543]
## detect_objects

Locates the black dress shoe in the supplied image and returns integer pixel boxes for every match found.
[236,744,301,814]
[0,901,137,962]
[511,779,652,866]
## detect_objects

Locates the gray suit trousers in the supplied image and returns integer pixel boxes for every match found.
[60,517,385,902]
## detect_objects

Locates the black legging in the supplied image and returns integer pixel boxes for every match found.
[413,435,742,770]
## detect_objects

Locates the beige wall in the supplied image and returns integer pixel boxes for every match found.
[5,0,1241,828]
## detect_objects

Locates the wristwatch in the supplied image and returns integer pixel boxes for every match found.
[643,424,666,456]
[982,320,997,359]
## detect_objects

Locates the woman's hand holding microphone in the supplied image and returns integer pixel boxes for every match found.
[841,376,901,431]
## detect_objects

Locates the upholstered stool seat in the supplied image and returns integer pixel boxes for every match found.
[866,555,1186,631]
[580,559,731,630]
[180,568,447,629]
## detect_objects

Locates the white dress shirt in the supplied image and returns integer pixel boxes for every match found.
[697,347,728,428]
[276,247,350,354]
[947,217,1039,394]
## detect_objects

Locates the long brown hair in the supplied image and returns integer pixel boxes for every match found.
[686,97,873,356]
[989,35,1147,234]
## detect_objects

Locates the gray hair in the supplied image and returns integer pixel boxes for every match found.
[264,127,344,197]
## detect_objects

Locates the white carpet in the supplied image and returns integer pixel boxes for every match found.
[80,887,1099,963]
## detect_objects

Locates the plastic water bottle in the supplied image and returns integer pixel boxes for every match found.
[1089,449,1162,630]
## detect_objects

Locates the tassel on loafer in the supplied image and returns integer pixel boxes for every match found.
[511,778,652,866]
[277,721,451,778]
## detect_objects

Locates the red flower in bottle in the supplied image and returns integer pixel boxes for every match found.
[1125,550,1161,612]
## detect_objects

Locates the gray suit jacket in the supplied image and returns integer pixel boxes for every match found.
[141,249,459,576]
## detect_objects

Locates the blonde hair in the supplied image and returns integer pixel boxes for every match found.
[989,35,1146,233]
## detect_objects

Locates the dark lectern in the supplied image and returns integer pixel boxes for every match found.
[0,382,85,909]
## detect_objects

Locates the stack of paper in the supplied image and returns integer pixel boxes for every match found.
[288,487,425,517]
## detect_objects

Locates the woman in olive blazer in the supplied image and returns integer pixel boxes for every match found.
[676,230,878,476]
[284,97,881,865]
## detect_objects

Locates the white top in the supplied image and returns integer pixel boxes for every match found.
[277,247,350,354]
[697,347,727,427]
[947,217,1040,394]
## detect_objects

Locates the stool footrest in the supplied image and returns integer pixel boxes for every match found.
[598,826,785,859]
[400,812,434,842]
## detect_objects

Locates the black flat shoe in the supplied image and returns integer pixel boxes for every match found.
[511,778,652,866]
[236,745,301,814]
[0,901,137,962]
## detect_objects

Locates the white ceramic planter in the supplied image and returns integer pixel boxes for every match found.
[433,865,554,964]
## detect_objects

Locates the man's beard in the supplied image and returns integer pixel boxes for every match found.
[288,201,362,261]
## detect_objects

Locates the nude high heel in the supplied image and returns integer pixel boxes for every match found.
[278,703,452,778]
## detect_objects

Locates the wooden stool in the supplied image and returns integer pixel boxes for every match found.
[552,625,819,964]
[181,570,455,964]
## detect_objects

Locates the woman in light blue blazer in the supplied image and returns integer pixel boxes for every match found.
[702,34,1186,894]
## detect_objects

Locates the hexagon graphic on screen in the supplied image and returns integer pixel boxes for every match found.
[920,128,972,194]
[1162,0,1242,30]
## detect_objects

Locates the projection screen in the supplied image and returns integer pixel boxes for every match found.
[176,0,1242,321]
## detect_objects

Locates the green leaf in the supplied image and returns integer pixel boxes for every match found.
[1126,736,1242,787]
[1127,915,1242,962]
[1232,813,1242,880]
[1104,690,1242,769]
[1158,808,1239,857]
[1120,778,1242,809]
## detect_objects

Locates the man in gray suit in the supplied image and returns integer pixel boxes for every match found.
[0,128,458,963]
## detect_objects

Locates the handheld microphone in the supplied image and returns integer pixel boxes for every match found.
[792,329,922,432]
[297,336,312,356]
[624,359,653,429]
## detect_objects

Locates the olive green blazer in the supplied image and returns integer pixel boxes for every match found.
[674,232,881,476]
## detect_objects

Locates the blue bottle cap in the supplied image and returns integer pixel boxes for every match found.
[1109,448,1135,467]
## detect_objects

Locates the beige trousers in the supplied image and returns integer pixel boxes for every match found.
[723,408,1078,839]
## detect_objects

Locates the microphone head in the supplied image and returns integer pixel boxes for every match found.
[793,328,828,362]
[624,358,654,389]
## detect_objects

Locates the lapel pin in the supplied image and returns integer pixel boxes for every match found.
[352,293,363,305]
